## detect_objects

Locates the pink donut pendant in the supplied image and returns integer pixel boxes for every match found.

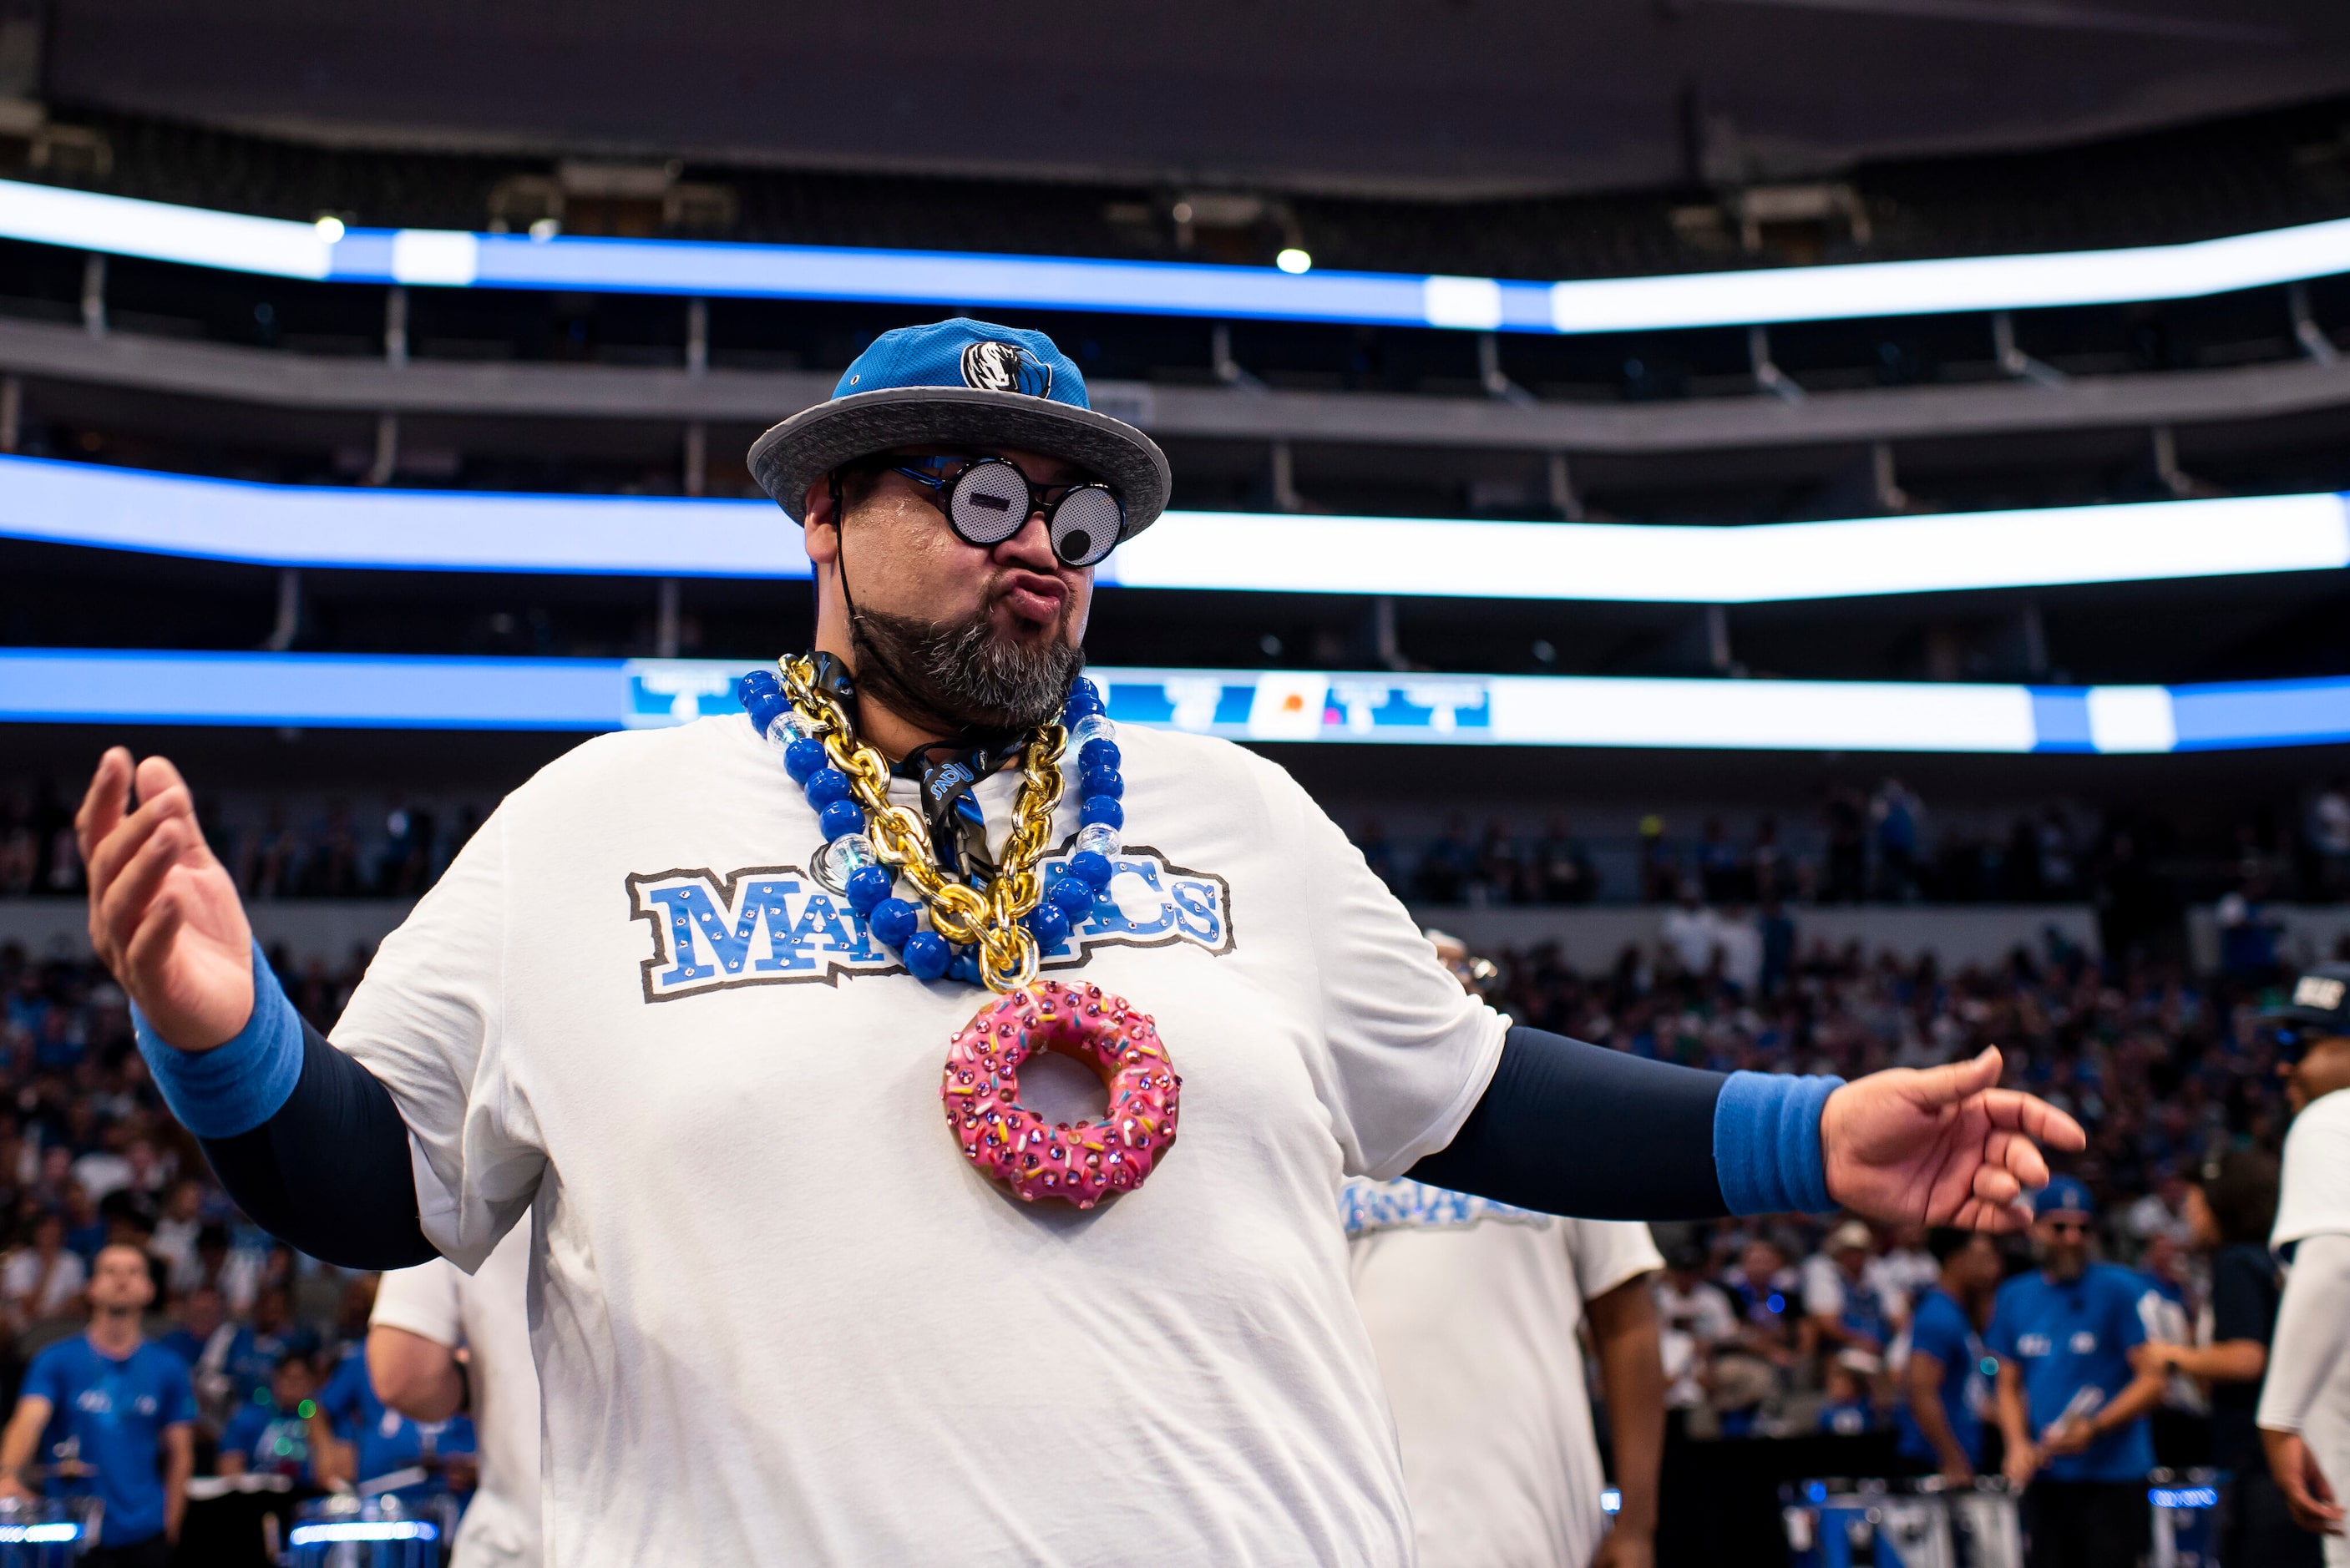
[941,979,1181,1206]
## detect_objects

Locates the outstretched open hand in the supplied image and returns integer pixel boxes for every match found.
[1820,1048,2084,1232]
[75,747,255,1051]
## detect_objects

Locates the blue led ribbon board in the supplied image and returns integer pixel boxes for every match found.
[8,650,2350,754]
[11,176,2350,332]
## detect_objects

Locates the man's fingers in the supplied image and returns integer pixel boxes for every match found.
[134,756,218,867]
[98,816,191,958]
[1994,1125,2052,1191]
[122,888,187,988]
[1913,1048,2002,1105]
[84,779,197,898]
[134,754,194,815]
[1971,1163,2021,1207]
[1975,1087,2088,1153]
[75,747,135,878]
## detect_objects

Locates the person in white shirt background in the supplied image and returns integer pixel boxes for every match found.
[2256,964,2350,1561]
[1802,1219,1895,1366]
[1349,1184,1666,1568]
[369,1217,539,1568]
[1659,883,1720,977]
[1654,1242,1740,1434]
[3,1211,84,1321]
[1346,929,1666,1568]
[2125,1161,2196,1253]
[1866,1221,1938,1328]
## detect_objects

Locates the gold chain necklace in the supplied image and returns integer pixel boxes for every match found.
[777,654,1066,994]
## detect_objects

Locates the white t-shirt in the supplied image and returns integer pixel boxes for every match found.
[372,1216,541,1568]
[2275,1089,2350,1250]
[1866,1247,1937,1327]
[3,1248,84,1318]
[1654,1276,1737,1409]
[1659,907,1719,974]
[332,715,1505,1568]
[1715,919,1762,994]
[2266,1090,2350,1567]
[1344,1179,1662,1568]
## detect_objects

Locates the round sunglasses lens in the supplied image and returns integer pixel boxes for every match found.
[1050,486,1122,566]
[949,461,1033,544]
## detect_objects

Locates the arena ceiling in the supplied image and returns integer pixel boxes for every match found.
[37,0,2350,197]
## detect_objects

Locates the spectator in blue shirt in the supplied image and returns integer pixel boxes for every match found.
[219,1354,347,1490]
[220,1285,297,1412]
[1989,1177,2167,1568]
[0,1242,195,1567]
[1897,1228,2003,1482]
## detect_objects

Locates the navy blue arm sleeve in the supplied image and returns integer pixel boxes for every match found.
[197,1019,438,1271]
[1407,1024,1733,1219]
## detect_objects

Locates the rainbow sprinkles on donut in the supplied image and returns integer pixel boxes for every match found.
[943,979,1182,1206]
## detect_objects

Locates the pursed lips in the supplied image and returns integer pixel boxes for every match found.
[997,569,1071,626]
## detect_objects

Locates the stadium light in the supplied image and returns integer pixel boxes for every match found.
[5,648,2349,755]
[1,453,2342,604]
[10,175,2350,332]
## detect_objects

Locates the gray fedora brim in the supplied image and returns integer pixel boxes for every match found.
[747,386,1172,538]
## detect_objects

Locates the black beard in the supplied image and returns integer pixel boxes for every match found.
[848,603,1082,736]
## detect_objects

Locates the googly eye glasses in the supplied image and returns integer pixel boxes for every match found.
[860,454,1125,569]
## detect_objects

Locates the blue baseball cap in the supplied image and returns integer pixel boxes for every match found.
[747,318,1171,537]
[2259,964,2350,1058]
[2033,1176,2095,1218]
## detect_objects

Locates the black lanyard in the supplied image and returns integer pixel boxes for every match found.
[896,736,1027,883]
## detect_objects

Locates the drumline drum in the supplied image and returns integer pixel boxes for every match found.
[281,1493,453,1568]
[1785,1478,2023,1568]
[0,1496,101,1568]
[1787,1470,2224,1568]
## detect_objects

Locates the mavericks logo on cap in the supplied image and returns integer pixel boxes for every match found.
[2296,974,2347,1012]
[960,339,1054,398]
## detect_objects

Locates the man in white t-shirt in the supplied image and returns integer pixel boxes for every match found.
[77,319,2084,1566]
[370,1216,539,1568]
[1659,883,1720,975]
[1654,1242,1738,1419]
[1346,1178,1664,1568]
[2125,1163,2196,1252]
[1803,1219,1893,1360]
[1346,927,1663,1568]
[1866,1222,1937,1329]
[2258,966,2350,1561]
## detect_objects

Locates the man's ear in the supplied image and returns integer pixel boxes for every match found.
[803,478,840,568]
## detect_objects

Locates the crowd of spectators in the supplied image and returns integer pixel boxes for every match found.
[1468,923,2304,1454]
[2,868,2313,1468]
[1358,778,2350,912]
[0,936,421,1498]
[0,786,485,903]
[10,776,2350,916]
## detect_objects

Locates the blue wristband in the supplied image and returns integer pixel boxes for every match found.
[130,939,305,1140]
[1713,1070,1844,1215]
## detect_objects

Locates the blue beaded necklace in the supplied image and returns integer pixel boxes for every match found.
[736,664,1125,986]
